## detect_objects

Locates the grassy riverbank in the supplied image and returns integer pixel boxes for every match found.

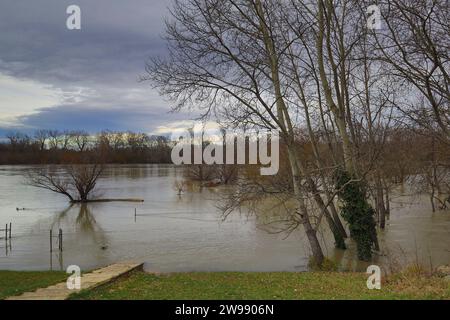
[71,270,450,300]
[1,269,448,300]
[0,271,67,300]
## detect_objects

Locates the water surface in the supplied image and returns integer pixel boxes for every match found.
[0,164,448,272]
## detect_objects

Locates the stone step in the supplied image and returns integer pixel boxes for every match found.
[7,261,143,300]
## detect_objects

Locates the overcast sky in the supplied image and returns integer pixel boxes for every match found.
[0,0,195,138]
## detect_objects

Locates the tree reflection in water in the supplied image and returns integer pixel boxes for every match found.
[52,204,109,253]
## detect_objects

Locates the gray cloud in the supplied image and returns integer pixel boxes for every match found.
[17,103,189,133]
[0,0,188,136]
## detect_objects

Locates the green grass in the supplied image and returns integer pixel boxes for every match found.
[0,271,68,300]
[70,271,450,300]
[1,269,447,300]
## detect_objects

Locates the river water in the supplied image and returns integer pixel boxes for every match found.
[0,164,448,272]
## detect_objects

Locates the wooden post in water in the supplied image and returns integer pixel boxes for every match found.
[50,229,53,252]
[9,223,11,239]
[58,229,63,251]
[134,208,137,222]
[5,224,7,241]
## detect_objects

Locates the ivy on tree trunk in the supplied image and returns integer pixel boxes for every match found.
[335,170,378,261]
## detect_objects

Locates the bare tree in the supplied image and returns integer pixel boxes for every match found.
[145,0,327,264]
[373,0,450,141]
[70,130,90,152]
[147,0,405,260]
[112,131,126,151]
[48,130,61,150]
[61,130,73,150]
[34,130,49,151]
[173,180,188,195]
[6,132,31,151]
[27,164,103,203]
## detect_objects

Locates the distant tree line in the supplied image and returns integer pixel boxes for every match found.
[0,129,172,164]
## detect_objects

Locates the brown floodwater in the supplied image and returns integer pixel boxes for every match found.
[0,164,448,273]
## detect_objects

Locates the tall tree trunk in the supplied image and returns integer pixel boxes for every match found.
[328,199,348,238]
[255,0,325,265]
[376,174,386,229]
[384,186,391,220]
[289,149,325,265]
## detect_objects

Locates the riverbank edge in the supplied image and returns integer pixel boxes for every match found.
[68,270,450,300]
[2,266,449,300]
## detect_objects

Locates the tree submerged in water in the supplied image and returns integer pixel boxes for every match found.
[27,164,104,203]
[335,170,379,261]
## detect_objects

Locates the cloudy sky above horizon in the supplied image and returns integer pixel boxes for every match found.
[0,0,196,138]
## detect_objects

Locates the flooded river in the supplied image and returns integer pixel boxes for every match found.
[0,164,449,272]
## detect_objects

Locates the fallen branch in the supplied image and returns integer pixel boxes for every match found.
[70,199,145,203]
